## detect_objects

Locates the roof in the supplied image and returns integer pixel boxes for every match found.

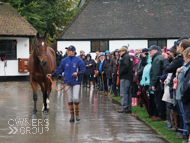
[0,2,37,36]
[58,0,190,40]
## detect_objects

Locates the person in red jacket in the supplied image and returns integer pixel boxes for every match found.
[129,49,139,106]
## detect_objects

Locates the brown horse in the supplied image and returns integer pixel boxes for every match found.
[28,33,56,118]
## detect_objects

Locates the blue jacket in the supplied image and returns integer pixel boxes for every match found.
[52,55,86,85]
[140,53,154,94]
[181,61,190,124]
[176,61,190,100]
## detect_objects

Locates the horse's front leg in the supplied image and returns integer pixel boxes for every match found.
[46,81,52,110]
[31,77,38,119]
[43,80,50,115]
[39,82,48,114]
[43,91,48,115]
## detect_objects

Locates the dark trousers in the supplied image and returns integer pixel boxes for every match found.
[112,74,117,96]
[82,74,87,86]
[166,102,171,122]
[154,90,166,120]
[176,101,184,134]
[131,82,138,97]
[149,93,158,117]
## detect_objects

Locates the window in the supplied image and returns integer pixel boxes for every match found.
[148,39,167,49]
[0,40,17,60]
[91,40,109,52]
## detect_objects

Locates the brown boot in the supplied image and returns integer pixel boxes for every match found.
[68,102,74,122]
[74,102,80,121]
[150,116,158,120]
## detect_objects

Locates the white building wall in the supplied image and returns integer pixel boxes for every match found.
[57,40,148,59]
[167,39,177,49]
[109,40,148,52]
[0,37,29,76]
[57,41,94,57]
[57,39,178,60]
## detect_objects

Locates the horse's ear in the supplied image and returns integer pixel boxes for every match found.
[44,32,47,39]
[37,32,40,39]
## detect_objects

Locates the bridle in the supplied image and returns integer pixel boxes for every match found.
[34,38,48,74]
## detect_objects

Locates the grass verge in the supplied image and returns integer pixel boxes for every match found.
[109,93,187,143]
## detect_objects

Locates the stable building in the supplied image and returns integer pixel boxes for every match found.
[0,2,37,81]
[57,0,190,58]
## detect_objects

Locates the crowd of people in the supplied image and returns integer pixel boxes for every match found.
[54,35,190,142]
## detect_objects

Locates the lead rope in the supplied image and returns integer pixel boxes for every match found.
[47,76,75,93]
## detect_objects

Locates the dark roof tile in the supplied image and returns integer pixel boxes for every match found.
[58,0,190,40]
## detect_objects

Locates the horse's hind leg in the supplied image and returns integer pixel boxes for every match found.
[31,77,38,119]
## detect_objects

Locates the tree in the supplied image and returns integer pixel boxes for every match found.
[2,0,79,45]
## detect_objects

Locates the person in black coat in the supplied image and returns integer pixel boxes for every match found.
[81,53,87,87]
[84,54,96,88]
[96,54,108,91]
[55,50,64,82]
[105,54,112,91]
[117,47,133,113]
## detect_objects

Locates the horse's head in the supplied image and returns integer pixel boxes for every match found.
[34,33,48,66]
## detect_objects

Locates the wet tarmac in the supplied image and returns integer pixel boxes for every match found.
[0,82,167,143]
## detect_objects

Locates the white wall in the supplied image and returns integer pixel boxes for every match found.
[0,37,29,76]
[57,40,148,59]
[57,41,95,57]
[109,40,148,52]
[167,39,177,49]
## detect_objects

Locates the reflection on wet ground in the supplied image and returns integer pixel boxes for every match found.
[0,82,167,143]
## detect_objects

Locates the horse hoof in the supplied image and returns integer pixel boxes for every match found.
[43,110,48,115]
[32,114,37,119]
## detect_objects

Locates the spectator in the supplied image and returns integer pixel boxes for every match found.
[181,47,190,143]
[129,49,139,106]
[174,46,190,139]
[162,39,190,136]
[149,45,166,121]
[117,47,133,113]
[140,53,157,118]
[135,48,148,81]
[105,54,112,92]
[105,50,110,56]
[111,51,114,58]
[95,56,100,88]
[135,49,139,57]
[84,54,96,88]
[110,49,119,97]
[160,49,174,129]
[95,51,100,59]
[96,54,108,92]
[55,50,64,83]
[81,53,87,87]
[78,50,85,58]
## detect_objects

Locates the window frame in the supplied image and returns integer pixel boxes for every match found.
[148,39,167,49]
[91,40,109,52]
[0,39,17,60]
